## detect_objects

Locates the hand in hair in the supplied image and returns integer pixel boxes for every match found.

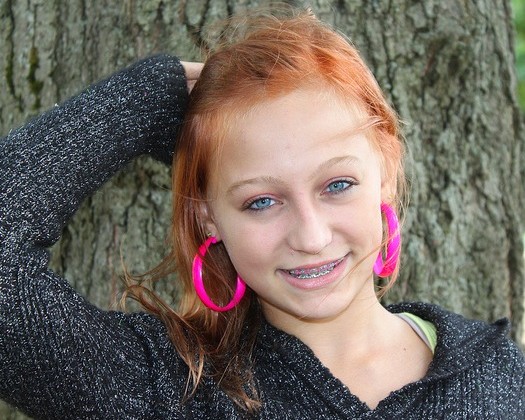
[181,61,203,92]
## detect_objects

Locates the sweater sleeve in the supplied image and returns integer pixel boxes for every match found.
[496,338,525,417]
[0,55,189,419]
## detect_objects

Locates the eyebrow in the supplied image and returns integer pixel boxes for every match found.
[227,176,285,194]
[310,155,360,181]
[226,155,361,194]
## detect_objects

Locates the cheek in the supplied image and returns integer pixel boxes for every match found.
[215,218,280,277]
[339,196,383,248]
[224,243,278,293]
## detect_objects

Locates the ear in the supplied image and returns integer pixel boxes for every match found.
[197,200,222,241]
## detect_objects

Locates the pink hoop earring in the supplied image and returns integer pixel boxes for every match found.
[192,236,246,312]
[373,203,401,278]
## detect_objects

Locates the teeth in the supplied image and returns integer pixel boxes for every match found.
[287,258,343,279]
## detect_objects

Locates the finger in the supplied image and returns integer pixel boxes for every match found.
[181,61,204,81]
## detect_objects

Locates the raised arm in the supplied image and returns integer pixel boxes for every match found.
[0,55,189,418]
[0,54,188,242]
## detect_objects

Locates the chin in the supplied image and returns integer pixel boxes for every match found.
[286,296,356,323]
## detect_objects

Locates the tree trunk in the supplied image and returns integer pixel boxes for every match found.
[1,0,523,418]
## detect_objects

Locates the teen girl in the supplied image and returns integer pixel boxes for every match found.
[1,9,523,419]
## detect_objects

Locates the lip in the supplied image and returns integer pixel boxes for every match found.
[279,255,348,290]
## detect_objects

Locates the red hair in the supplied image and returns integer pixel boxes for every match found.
[125,8,405,413]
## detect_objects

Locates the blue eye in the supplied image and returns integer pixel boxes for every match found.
[247,197,276,210]
[326,180,352,194]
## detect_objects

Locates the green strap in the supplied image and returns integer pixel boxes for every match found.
[400,312,438,353]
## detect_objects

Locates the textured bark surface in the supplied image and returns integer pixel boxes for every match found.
[1,0,524,418]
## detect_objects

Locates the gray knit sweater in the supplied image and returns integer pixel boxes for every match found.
[1,55,524,420]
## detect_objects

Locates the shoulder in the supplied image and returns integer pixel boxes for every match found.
[389,302,524,414]
[388,301,512,339]
[388,302,524,374]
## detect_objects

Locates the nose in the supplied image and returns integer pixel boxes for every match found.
[287,199,332,255]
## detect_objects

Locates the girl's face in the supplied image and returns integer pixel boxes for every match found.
[203,88,391,329]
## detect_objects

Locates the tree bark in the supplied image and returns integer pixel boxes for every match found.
[1,0,523,418]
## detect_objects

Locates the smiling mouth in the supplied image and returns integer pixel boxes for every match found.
[286,257,344,280]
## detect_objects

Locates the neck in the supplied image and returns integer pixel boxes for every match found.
[297,300,391,361]
[263,280,395,361]
[261,282,434,411]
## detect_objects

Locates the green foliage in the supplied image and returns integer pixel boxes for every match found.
[514,0,525,110]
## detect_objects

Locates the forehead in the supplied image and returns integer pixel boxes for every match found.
[206,87,381,191]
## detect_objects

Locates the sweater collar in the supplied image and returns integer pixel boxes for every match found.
[255,302,510,382]
[252,302,511,415]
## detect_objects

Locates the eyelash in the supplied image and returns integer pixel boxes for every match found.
[244,196,277,212]
[323,179,356,195]
[243,179,356,213]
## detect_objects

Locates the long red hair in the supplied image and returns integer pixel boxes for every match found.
[125,7,405,413]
